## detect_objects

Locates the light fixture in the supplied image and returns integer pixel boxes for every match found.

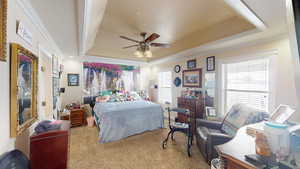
[134,50,143,58]
[144,50,152,58]
[134,46,152,58]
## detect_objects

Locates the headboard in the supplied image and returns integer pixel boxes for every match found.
[83,96,97,108]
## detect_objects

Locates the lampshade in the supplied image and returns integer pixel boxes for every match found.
[134,50,143,58]
[145,50,152,58]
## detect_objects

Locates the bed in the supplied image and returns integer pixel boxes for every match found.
[93,100,164,143]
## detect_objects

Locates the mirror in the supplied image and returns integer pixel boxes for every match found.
[10,43,38,137]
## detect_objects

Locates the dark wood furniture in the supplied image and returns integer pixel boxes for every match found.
[30,120,70,169]
[215,124,261,169]
[177,97,204,134]
[61,108,85,127]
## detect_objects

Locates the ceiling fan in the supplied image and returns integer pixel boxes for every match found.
[120,32,171,58]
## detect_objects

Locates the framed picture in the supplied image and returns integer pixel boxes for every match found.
[10,43,38,137]
[206,107,217,117]
[0,0,7,61]
[206,56,215,71]
[182,69,202,88]
[68,74,79,86]
[187,59,196,69]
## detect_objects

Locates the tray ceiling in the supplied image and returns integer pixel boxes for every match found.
[87,0,255,61]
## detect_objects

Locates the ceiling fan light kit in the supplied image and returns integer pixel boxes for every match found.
[120,32,170,58]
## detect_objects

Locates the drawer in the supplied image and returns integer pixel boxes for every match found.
[71,112,83,118]
[61,115,70,120]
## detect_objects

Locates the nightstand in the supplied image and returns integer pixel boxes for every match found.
[60,108,86,127]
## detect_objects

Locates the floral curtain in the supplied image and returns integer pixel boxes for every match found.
[83,62,140,96]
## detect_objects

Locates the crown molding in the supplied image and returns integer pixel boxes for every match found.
[148,32,288,65]
[81,55,147,66]
[16,0,64,57]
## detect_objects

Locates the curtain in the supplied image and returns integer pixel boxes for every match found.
[83,62,140,96]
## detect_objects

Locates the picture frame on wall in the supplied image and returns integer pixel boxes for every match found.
[206,56,215,71]
[0,0,7,62]
[182,69,202,88]
[187,59,197,69]
[68,74,79,86]
[206,106,217,117]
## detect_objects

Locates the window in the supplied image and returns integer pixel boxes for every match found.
[221,58,270,113]
[158,71,172,103]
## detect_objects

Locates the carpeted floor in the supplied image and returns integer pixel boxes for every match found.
[69,127,209,169]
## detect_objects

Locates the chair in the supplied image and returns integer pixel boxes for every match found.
[162,103,193,157]
[0,150,29,169]
[195,103,268,163]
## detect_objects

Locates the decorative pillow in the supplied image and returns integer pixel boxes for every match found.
[96,95,110,102]
[221,103,268,137]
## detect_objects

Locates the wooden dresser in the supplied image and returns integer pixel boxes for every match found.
[61,108,85,127]
[30,120,70,169]
[177,97,204,134]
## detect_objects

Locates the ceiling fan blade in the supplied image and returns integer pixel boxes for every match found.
[123,45,139,49]
[150,43,171,48]
[120,36,140,43]
[145,33,160,43]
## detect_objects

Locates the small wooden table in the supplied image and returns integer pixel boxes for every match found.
[61,108,86,127]
[215,124,263,169]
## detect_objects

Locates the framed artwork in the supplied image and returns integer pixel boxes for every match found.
[206,107,217,117]
[206,56,215,71]
[0,0,7,61]
[174,65,181,73]
[187,59,196,69]
[68,74,79,86]
[182,69,202,88]
[10,43,38,137]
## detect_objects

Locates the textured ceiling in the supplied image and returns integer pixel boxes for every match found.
[29,0,78,57]
[88,0,255,61]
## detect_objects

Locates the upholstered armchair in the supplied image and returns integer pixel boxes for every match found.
[195,103,268,163]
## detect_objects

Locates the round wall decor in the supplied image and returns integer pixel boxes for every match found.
[174,77,181,87]
[174,65,181,73]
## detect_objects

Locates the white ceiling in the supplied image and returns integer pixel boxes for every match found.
[29,0,79,57]
[28,0,288,62]
[87,0,254,61]
[243,0,287,33]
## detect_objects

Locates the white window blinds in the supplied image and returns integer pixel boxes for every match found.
[158,71,172,103]
[223,58,269,112]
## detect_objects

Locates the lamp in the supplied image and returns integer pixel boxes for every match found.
[145,50,152,58]
[134,50,143,58]
[134,46,152,58]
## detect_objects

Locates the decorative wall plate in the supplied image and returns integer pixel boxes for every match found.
[174,65,181,73]
[174,77,182,87]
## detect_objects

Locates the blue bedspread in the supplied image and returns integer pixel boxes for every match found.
[94,100,164,143]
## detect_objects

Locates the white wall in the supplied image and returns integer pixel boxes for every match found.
[61,58,83,107]
[0,0,63,154]
[148,37,300,122]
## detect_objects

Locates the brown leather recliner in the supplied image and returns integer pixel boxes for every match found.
[195,103,268,163]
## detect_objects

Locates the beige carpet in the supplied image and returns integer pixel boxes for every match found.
[69,127,210,169]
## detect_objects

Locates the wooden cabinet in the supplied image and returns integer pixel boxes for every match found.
[177,97,204,134]
[30,121,70,169]
[61,108,85,127]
